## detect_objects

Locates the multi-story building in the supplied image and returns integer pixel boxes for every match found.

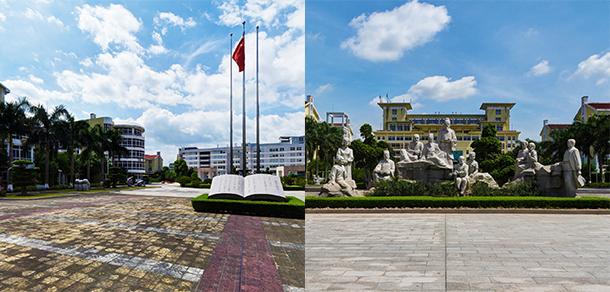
[1,83,34,164]
[113,122,145,180]
[373,102,520,158]
[177,136,305,178]
[326,112,354,141]
[145,151,163,174]
[1,82,9,102]
[540,96,609,141]
[84,114,146,180]
[305,95,322,122]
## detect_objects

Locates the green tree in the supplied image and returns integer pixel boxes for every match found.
[470,124,514,185]
[78,125,103,181]
[470,124,501,162]
[9,160,38,196]
[351,123,394,186]
[174,159,188,177]
[0,97,31,184]
[27,104,68,187]
[57,114,90,185]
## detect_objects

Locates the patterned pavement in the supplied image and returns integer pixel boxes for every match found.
[0,193,304,292]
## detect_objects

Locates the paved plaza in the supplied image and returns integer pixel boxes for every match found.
[306,213,609,291]
[0,189,304,292]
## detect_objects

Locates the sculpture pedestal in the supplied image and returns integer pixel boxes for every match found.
[396,161,452,182]
[318,179,356,197]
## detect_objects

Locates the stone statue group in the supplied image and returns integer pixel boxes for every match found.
[320,117,585,197]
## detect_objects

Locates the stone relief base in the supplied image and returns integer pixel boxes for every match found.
[396,160,452,183]
[318,179,357,197]
[507,162,575,197]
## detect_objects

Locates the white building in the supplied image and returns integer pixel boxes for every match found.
[178,136,305,178]
[85,114,146,180]
[114,121,146,179]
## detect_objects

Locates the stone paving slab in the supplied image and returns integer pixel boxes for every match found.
[0,193,304,291]
[306,213,609,291]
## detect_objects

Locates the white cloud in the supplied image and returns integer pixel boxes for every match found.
[47,15,67,30]
[24,8,43,20]
[408,76,477,102]
[28,74,44,84]
[315,83,333,95]
[341,0,450,62]
[217,0,304,31]
[135,106,303,159]
[75,4,143,53]
[154,12,196,31]
[36,0,53,3]
[3,79,73,105]
[147,31,169,55]
[79,58,93,67]
[571,52,610,85]
[0,12,6,22]
[529,60,551,76]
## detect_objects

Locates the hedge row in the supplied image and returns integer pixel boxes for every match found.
[305,196,610,209]
[191,194,305,219]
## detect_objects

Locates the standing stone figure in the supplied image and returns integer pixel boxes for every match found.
[400,134,424,162]
[328,137,355,190]
[562,139,585,197]
[453,156,469,196]
[437,118,457,167]
[374,150,395,182]
[466,152,479,177]
[422,133,450,168]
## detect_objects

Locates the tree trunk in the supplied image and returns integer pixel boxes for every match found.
[69,147,75,185]
[45,141,50,187]
[87,159,91,181]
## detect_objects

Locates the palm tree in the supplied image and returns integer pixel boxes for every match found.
[78,125,102,181]
[57,114,90,185]
[27,104,68,187]
[95,127,128,180]
[0,97,31,164]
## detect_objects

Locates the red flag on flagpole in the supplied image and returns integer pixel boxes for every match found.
[232,33,245,72]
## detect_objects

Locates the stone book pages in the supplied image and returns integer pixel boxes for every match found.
[208,174,287,202]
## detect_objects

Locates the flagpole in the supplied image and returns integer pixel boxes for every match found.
[229,33,233,175]
[256,25,260,173]
[241,21,247,177]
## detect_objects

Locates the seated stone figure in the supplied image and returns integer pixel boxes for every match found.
[400,134,424,162]
[422,133,451,169]
[374,150,395,182]
[452,156,469,196]
[514,141,529,177]
[466,152,479,177]
[525,142,538,169]
[466,152,499,188]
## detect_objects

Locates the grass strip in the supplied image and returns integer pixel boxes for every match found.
[191,194,305,219]
[305,196,610,209]
[0,193,79,200]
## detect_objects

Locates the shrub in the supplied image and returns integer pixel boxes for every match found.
[281,175,295,186]
[368,178,459,197]
[191,195,305,218]
[587,182,610,188]
[203,178,212,184]
[176,176,192,187]
[90,183,102,188]
[50,184,70,190]
[9,160,39,196]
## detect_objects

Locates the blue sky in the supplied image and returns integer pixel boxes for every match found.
[306,0,609,142]
[1,0,304,165]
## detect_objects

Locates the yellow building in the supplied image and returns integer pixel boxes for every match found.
[373,102,520,158]
[145,152,163,174]
[540,96,609,141]
[305,95,322,122]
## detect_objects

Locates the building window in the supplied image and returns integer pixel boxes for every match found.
[391,117,397,121]
[496,125,504,132]
[397,124,403,131]
[392,109,397,115]
[389,124,396,131]
[388,136,395,141]
[457,136,463,141]
[495,117,501,122]
[496,109,502,115]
